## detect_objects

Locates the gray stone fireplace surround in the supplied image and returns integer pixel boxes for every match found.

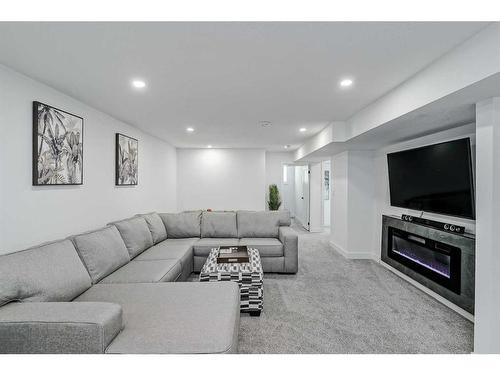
[381,215,475,314]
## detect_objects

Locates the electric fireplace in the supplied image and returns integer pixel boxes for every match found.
[381,215,475,314]
[388,227,461,293]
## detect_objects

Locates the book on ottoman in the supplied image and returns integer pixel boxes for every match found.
[217,245,249,263]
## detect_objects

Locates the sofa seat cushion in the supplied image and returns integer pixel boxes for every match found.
[0,239,92,307]
[72,226,131,284]
[139,213,167,244]
[100,260,181,284]
[134,238,196,265]
[159,211,201,238]
[201,211,237,238]
[239,238,284,257]
[75,282,240,354]
[193,238,239,257]
[109,217,154,258]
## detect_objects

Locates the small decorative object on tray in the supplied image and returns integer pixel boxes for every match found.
[217,245,249,263]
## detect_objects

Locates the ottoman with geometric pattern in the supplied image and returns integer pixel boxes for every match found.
[199,247,263,316]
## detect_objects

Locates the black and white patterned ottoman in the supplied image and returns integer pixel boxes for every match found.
[199,248,263,316]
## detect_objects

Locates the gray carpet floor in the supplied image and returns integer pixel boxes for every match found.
[193,226,474,353]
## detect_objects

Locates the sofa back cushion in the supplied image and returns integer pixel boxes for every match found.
[72,226,130,284]
[237,211,281,238]
[109,217,154,258]
[201,211,237,238]
[159,211,201,238]
[0,239,92,307]
[277,210,292,226]
[138,213,167,244]
[238,210,291,226]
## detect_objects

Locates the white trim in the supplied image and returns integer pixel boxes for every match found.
[329,241,375,260]
[309,225,323,233]
[378,260,474,322]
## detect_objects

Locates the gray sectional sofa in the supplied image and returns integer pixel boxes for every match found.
[0,210,297,354]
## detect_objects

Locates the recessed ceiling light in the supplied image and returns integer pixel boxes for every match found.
[284,145,290,149]
[186,127,194,133]
[207,145,213,148]
[340,78,353,87]
[131,79,146,89]
[299,128,307,132]
[260,121,271,128]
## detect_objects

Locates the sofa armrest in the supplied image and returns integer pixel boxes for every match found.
[0,302,122,354]
[279,226,298,273]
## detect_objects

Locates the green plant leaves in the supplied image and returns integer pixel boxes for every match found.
[268,184,282,211]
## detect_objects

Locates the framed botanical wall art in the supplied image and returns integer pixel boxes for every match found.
[116,133,138,186]
[33,101,84,185]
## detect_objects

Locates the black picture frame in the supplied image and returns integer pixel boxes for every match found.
[32,101,84,186]
[115,133,139,186]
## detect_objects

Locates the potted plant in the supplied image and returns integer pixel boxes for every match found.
[267,184,282,211]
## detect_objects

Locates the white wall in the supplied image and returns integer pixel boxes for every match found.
[0,65,177,254]
[322,160,331,227]
[282,165,296,217]
[347,151,377,256]
[474,97,500,353]
[330,152,349,252]
[372,124,476,259]
[265,152,294,212]
[330,151,376,258]
[177,148,265,211]
[309,162,322,232]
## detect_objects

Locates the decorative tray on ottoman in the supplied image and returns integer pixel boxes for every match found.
[217,245,250,263]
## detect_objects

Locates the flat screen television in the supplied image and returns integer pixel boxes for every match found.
[387,138,475,219]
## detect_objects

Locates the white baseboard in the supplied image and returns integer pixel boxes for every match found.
[378,260,474,322]
[329,241,375,260]
[309,226,323,233]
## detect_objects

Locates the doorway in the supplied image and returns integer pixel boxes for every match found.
[322,160,331,229]
[294,165,310,230]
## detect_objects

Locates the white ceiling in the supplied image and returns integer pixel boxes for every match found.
[302,72,500,160]
[0,22,489,150]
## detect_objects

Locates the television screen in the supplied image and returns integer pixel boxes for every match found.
[387,138,475,219]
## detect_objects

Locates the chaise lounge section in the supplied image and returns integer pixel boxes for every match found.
[0,235,239,353]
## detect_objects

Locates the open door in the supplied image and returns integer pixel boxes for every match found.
[294,165,310,230]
